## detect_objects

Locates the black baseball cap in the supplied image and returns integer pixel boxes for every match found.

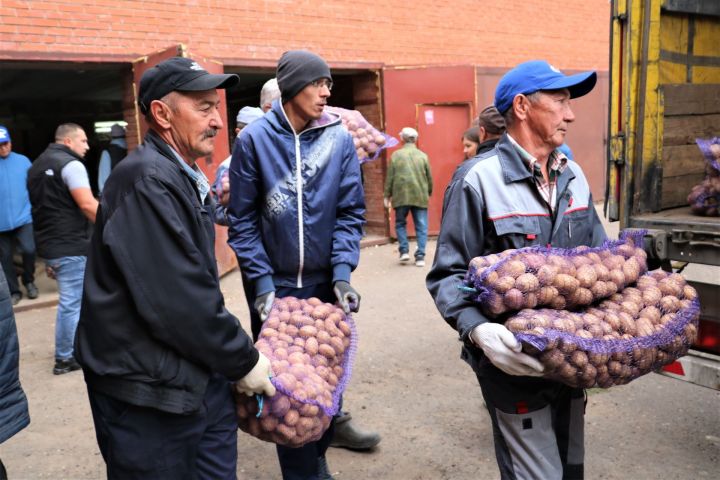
[138,57,239,114]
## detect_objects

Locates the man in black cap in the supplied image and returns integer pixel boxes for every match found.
[75,56,275,479]
[428,60,606,479]
[228,50,379,480]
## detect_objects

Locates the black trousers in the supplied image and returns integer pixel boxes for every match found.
[242,276,338,480]
[477,370,585,480]
[87,374,238,480]
[0,223,35,295]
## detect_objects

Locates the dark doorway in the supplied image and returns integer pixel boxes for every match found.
[0,61,130,193]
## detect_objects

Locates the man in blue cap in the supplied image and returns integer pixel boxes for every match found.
[0,125,38,306]
[428,60,606,480]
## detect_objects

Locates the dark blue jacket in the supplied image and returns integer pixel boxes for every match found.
[227,100,365,295]
[0,269,30,444]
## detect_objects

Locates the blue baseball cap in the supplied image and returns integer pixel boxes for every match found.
[0,125,10,143]
[494,60,597,114]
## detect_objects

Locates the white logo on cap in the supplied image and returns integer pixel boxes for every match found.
[549,64,561,73]
[44,169,54,176]
[189,62,205,72]
[0,130,8,140]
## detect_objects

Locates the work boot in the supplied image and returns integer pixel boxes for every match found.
[317,456,335,480]
[53,357,81,375]
[330,413,381,451]
[25,282,39,299]
[11,292,22,305]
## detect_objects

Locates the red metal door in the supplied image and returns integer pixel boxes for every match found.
[416,103,472,235]
[131,44,236,275]
[382,65,476,238]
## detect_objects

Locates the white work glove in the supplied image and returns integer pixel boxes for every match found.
[383,197,392,209]
[253,291,275,322]
[470,323,545,377]
[235,352,276,397]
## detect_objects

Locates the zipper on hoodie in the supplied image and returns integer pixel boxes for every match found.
[294,134,304,288]
[279,104,342,288]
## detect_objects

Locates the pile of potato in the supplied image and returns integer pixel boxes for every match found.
[505,269,700,388]
[235,297,355,448]
[325,106,398,163]
[465,232,648,317]
[687,138,720,217]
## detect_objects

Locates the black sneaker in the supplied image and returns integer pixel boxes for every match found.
[53,357,81,375]
[11,292,22,305]
[25,282,39,299]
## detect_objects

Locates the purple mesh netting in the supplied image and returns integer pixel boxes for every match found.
[267,312,358,417]
[236,297,358,447]
[695,137,720,173]
[516,299,699,355]
[463,229,647,316]
[364,133,399,164]
[325,105,399,164]
[505,269,701,388]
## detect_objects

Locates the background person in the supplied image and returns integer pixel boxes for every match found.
[228,49,380,480]
[74,56,274,479]
[384,127,433,267]
[213,106,265,224]
[0,125,38,305]
[260,77,280,113]
[475,104,506,155]
[427,60,605,480]
[461,127,480,160]
[96,123,127,194]
[27,123,98,375]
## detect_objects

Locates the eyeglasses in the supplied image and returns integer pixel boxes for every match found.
[310,78,333,91]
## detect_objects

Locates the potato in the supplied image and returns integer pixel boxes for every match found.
[536,264,559,286]
[318,344,336,359]
[570,350,589,368]
[515,273,540,293]
[499,288,523,310]
[492,276,516,294]
[537,286,559,305]
[576,264,598,288]
[498,260,527,278]
[539,349,565,369]
[553,274,579,295]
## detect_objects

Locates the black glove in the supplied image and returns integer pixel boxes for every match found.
[333,281,360,314]
[253,291,275,322]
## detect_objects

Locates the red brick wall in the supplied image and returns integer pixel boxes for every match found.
[0,1,610,71]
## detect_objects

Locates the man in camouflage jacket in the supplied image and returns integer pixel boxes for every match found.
[384,127,433,267]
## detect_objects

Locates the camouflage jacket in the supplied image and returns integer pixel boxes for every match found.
[384,143,433,208]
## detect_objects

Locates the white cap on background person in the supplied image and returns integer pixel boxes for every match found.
[400,127,418,141]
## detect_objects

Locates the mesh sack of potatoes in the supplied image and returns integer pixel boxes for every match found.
[325,106,399,163]
[505,269,700,388]
[687,137,720,217]
[463,230,648,317]
[235,297,357,448]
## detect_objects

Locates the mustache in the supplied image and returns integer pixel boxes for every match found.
[202,129,218,139]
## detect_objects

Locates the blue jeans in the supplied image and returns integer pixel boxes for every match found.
[46,256,86,360]
[0,222,36,295]
[394,206,428,260]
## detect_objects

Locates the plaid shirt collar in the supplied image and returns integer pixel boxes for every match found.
[167,145,211,204]
[506,134,568,212]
